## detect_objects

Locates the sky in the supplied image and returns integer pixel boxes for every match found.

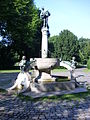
[34,0,90,39]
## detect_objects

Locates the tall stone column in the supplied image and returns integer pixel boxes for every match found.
[41,27,48,58]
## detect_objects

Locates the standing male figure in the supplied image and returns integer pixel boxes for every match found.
[40,7,50,28]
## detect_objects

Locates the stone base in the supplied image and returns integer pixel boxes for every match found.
[31,80,76,92]
[40,80,75,92]
[37,72,56,83]
[23,87,87,99]
[38,79,55,83]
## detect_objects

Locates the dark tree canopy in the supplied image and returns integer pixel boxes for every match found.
[0,0,41,57]
[0,0,42,69]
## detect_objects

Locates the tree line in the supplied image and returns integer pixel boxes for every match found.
[48,30,90,65]
[0,0,90,69]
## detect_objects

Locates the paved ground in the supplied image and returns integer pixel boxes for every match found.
[0,73,18,89]
[0,68,90,120]
[0,93,90,120]
[52,68,90,86]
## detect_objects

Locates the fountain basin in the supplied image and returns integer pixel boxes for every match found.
[30,58,59,83]
[35,58,59,70]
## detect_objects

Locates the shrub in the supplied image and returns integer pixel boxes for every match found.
[87,59,90,69]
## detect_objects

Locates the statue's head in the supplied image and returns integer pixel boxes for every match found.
[42,7,44,11]
[22,56,26,60]
[72,57,75,60]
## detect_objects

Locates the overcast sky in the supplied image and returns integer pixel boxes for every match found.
[34,0,90,39]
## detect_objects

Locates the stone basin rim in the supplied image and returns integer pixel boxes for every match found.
[32,58,59,70]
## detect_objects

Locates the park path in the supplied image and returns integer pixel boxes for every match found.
[52,68,90,85]
[0,73,18,89]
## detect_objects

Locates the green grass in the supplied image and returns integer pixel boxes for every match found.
[36,90,90,101]
[18,93,34,101]
[59,90,90,101]
[56,78,69,82]
[0,88,7,93]
[0,70,20,73]
[52,69,67,72]
[0,70,33,73]
[83,68,90,73]
[0,69,67,74]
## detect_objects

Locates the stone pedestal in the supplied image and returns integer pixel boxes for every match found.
[38,71,56,83]
[31,80,76,92]
[68,70,75,80]
[41,27,48,58]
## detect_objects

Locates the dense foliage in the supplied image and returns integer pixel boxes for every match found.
[49,30,80,62]
[87,59,90,69]
[0,1,90,69]
[49,30,90,66]
[0,0,41,69]
[79,38,90,64]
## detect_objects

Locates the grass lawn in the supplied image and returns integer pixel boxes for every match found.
[0,88,7,93]
[52,68,67,72]
[0,69,67,73]
[0,70,20,73]
[83,68,90,73]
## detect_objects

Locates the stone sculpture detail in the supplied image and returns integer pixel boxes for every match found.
[7,56,31,93]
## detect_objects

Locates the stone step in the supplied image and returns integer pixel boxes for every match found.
[23,87,87,99]
[30,80,76,92]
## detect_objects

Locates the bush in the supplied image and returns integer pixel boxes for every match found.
[87,59,90,69]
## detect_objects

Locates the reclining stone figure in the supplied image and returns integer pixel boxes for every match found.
[7,72,31,93]
[7,56,31,94]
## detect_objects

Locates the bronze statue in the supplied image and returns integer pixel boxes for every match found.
[40,8,50,28]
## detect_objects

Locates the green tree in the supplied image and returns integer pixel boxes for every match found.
[48,35,59,57]
[0,43,16,69]
[0,0,41,69]
[49,30,80,61]
[87,59,90,69]
[0,0,41,57]
[79,38,90,64]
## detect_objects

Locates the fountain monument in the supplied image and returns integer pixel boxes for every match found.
[7,8,87,95]
[30,8,59,83]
